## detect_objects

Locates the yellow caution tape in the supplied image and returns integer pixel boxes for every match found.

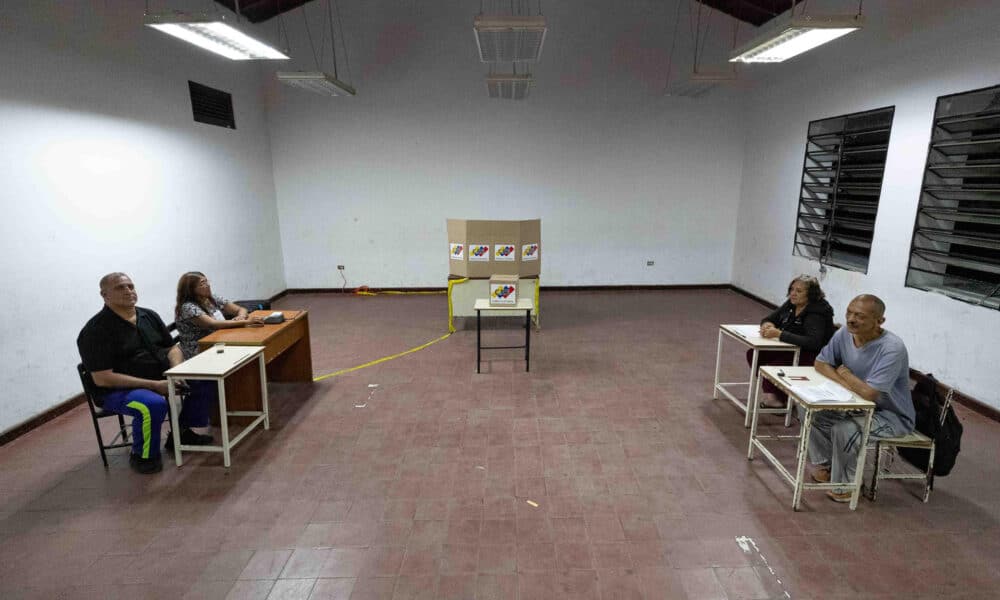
[313,331,452,382]
[354,287,447,296]
[312,276,539,381]
[447,277,469,332]
[533,276,541,328]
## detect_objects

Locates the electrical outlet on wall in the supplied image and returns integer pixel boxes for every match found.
[646,260,655,267]
[337,265,345,270]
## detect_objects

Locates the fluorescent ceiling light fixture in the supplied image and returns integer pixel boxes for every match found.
[486,74,533,100]
[729,15,863,63]
[474,16,547,63]
[277,71,356,96]
[145,12,289,60]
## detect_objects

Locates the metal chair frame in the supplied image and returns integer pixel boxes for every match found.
[77,323,185,467]
[869,389,954,502]
[77,363,131,468]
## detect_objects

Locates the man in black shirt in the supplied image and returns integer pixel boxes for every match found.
[77,273,208,473]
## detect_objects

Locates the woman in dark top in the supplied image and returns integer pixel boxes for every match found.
[751,275,835,407]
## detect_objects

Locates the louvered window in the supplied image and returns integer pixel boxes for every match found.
[188,81,235,129]
[793,107,895,273]
[906,84,1000,309]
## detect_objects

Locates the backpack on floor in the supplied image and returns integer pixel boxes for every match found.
[898,373,963,477]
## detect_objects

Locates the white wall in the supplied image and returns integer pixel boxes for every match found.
[266,0,747,288]
[0,1,286,434]
[732,0,1000,407]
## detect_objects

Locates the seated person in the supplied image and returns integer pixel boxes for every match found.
[809,294,915,502]
[173,272,264,424]
[750,275,835,407]
[77,273,211,475]
[174,271,263,361]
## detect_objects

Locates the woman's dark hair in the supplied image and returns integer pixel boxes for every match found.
[175,271,211,319]
[787,274,825,303]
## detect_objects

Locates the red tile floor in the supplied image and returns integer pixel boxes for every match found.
[1,290,999,599]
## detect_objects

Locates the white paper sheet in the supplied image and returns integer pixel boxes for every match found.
[729,325,762,339]
[791,381,853,403]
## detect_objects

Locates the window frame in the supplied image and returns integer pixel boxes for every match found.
[792,106,896,274]
[905,84,1000,310]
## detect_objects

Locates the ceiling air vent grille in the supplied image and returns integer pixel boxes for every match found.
[188,80,236,129]
[486,74,532,100]
[474,16,547,63]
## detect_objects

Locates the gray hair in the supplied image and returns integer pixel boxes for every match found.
[99,272,130,292]
[852,294,886,318]
[788,274,825,303]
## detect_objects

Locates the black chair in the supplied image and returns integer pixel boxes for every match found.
[235,299,271,311]
[77,363,131,468]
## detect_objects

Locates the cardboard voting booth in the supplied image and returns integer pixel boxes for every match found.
[447,219,541,279]
[447,218,541,326]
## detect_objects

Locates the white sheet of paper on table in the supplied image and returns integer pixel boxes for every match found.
[730,325,762,339]
[791,381,853,403]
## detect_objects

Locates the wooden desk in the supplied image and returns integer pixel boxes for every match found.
[748,366,875,511]
[198,310,312,415]
[165,346,268,468]
[713,324,801,427]
[474,298,533,373]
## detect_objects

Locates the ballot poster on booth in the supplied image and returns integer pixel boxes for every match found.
[494,244,516,262]
[469,244,491,262]
[449,243,465,260]
[522,243,539,261]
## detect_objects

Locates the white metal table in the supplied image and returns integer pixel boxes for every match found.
[748,366,875,511]
[165,345,268,468]
[713,324,801,427]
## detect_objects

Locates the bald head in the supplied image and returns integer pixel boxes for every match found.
[852,294,885,318]
[99,273,137,311]
[99,272,129,293]
[845,294,886,341]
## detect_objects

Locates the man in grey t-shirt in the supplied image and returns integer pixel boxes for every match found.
[809,294,915,502]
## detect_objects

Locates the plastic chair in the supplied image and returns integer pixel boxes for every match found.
[77,363,130,468]
[868,389,954,503]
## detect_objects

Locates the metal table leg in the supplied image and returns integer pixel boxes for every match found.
[792,408,814,511]
[849,408,875,510]
[747,373,765,460]
[745,349,760,427]
[525,308,531,372]
[167,378,183,467]
[217,378,231,468]
[712,329,723,399]
[785,348,802,427]
[259,354,270,430]
[476,309,481,374]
